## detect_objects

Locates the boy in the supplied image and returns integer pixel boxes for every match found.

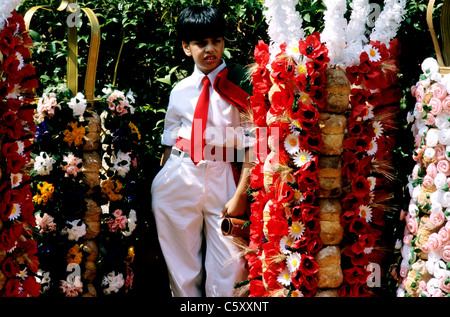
[151,5,254,297]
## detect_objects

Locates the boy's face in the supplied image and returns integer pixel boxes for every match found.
[182,37,225,75]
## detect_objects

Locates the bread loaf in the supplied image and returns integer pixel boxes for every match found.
[316,246,343,288]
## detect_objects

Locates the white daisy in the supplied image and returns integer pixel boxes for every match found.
[372,121,384,139]
[289,120,302,136]
[362,104,374,120]
[286,252,302,273]
[284,134,300,155]
[9,203,21,221]
[293,150,313,168]
[364,44,381,62]
[279,235,294,254]
[277,268,292,287]
[367,176,377,191]
[10,173,22,188]
[359,205,373,223]
[366,139,378,156]
[289,221,305,240]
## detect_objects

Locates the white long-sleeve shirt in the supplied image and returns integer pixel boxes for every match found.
[161,60,253,150]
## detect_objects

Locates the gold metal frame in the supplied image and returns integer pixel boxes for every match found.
[24,0,101,105]
[427,0,450,74]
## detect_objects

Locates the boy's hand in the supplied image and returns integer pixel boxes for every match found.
[220,194,248,218]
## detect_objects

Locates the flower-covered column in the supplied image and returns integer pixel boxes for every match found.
[96,86,139,295]
[397,58,450,297]
[0,5,40,296]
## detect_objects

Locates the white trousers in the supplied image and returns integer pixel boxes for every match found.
[151,151,247,297]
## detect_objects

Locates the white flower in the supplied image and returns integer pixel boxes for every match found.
[343,0,370,67]
[423,147,436,159]
[293,150,313,168]
[62,152,83,177]
[321,0,348,66]
[438,128,450,145]
[123,209,137,237]
[440,191,450,208]
[277,268,292,286]
[34,152,56,176]
[284,134,300,155]
[289,221,305,240]
[9,203,21,221]
[102,271,124,295]
[364,44,381,62]
[10,173,22,188]
[112,150,132,178]
[372,121,384,139]
[286,252,302,273]
[426,278,440,295]
[426,128,440,147]
[366,139,378,156]
[434,172,447,190]
[370,0,407,45]
[408,204,419,217]
[435,112,450,130]
[63,219,86,241]
[359,205,373,222]
[279,235,294,255]
[68,92,87,117]
[422,57,440,78]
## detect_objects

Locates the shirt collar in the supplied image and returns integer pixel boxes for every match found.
[193,59,227,89]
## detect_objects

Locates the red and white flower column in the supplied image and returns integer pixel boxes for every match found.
[0,7,40,296]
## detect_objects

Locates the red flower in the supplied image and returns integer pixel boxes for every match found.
[254,40,270,66]
[344,247,370,266]
[299,254,319,276]
[343,266,371,285]
[342,151,360,180]
[1,257,20,278]
[298,33,329,65]
[351,234,376,254]
[0,222,24,251]
[348,217,370,236]
[2,278,24,297]
[249,279,266,297]
[271,56,296,85]
[21,276,41,297]
[297,103,319,130]
[352,176,371,197]
[269,84,295,117]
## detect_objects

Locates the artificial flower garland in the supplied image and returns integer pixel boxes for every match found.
[397,58,450,297]
[246,30,329,297]
[245,0,406,297]
[338,38,401,297]
[95,85,139,295]
[31,86,96,296]
[0,9,40,297]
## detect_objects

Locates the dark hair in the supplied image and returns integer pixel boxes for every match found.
[176,5,226,43]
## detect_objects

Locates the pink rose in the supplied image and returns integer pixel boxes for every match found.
[433,83,448,100]
[435,144,446,160]
[399,262,409,278]
[423,174,435,187]
[430,97,443,116]
[419,280,428,292]
[443,95,450,112]
[432,289,444,297]
[403,234,413,245]
[411,85,417,98]
[439,276,450,293]
[441,245,450,262]
[426,113,436,125]
[437,159,450,175]
[415,102,424,114]
[415,85,425,102]
[430,210,445,227]
[421,242,431,253]
[406,215,419,235]
[427,163,438,178]
[427,233,443,251]
[438,226,450,244]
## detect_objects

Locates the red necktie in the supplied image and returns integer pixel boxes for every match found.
[191,76,211,164]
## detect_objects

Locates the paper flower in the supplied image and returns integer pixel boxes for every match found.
[68,92,87,117]
[34,151,56,176]
[102,271,125,295]
[62,219,86,241]
[286,252,302,273]
[61,152,83,177]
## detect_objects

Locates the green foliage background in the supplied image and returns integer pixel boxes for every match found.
[16,0,445,296]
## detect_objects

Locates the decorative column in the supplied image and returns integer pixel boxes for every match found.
[315,67,349,296]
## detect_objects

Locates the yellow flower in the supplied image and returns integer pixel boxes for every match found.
[33,181,55,205]
[63,122,85,147]
[67,244,83,264]
[101,178,124,201]
[129,122,141,140]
